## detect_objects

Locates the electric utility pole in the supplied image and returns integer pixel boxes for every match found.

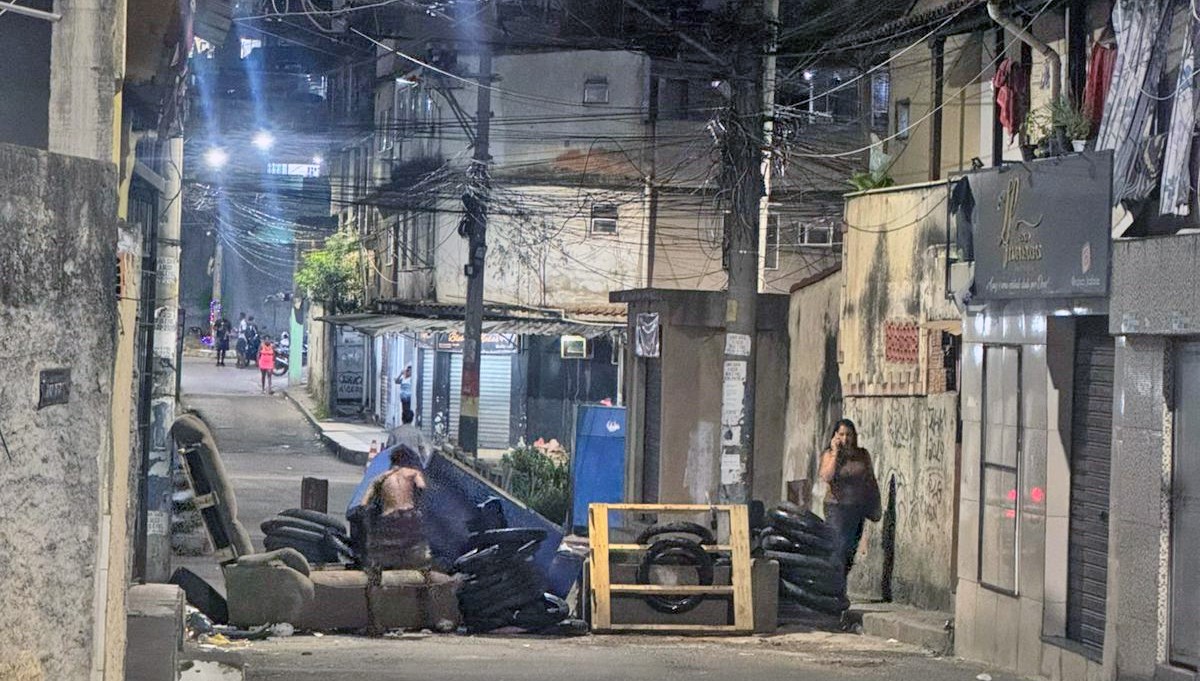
[458,22,493,458]
[717,0,774,504]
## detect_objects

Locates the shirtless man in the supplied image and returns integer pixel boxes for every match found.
[361,446,430,570]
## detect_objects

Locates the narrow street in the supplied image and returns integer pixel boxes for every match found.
[177,356,364,591]
[176,357,1023,681]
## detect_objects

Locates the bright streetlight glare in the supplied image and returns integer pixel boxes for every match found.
[312,155,323,165]
[204,147,229,169]
[252,131,275,150]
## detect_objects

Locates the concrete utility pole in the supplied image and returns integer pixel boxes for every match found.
[146,135,184,581]
[458,28,493,458]
[717,0,773,504]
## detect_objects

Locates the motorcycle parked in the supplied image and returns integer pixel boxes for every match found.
[273,347,289,377]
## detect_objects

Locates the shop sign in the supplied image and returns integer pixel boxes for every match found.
[970,152,1111,300]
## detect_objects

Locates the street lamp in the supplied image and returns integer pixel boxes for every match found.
[312,155,323,165]
[253,130,275,151]
[204,147,229,169]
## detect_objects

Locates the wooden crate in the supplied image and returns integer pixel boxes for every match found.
[588,503,753,633]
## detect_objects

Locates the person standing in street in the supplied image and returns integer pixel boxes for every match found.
[235,312,248,367]
[395,364,413,416]
[818,418,881,578]
[258,336,276,394]
[214,318,231,366]
[386,409,432,468]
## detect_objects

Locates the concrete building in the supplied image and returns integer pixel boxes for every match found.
[826,1,1200,679]
[0,0,228,678]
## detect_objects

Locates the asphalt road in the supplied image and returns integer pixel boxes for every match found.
[235,629,1025,681]
[176,357,365,591]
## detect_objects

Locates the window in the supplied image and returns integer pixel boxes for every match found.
[979,344,1022,594]
[583,77,610,104]
[661,79,689,120]
[267,163,320,177]
[239,38,261,60]
[895,98,911,140]
[590,204,619,235]
[764,214,780,270]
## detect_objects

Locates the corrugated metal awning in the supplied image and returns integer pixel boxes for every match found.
[317,312,620,338]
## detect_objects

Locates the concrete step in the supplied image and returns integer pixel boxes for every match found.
[845,604,954,655]
[126,584,185,681]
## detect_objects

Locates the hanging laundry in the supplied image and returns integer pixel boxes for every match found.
[992,58,1030,141]
[1083,43,1117,132]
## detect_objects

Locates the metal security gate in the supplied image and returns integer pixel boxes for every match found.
[478,354,513,449]
[420,349,434,436]
[449,354,463,440]
[1066,317,1114,656]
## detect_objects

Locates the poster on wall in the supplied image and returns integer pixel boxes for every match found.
[969,152,1112,301]
[635,313,660,358]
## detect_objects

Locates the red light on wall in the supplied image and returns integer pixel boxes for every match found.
[1006,488,1018,502]
[1031,487,1046,504]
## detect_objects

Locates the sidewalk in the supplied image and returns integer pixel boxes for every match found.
[283,388,388,466]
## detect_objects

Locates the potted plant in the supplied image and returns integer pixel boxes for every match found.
[1051,98,1091,153]
[1021,107,1051,161]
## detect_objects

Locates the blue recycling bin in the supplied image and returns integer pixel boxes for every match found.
[571,405,626,534]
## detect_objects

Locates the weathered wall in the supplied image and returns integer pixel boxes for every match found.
[48,0,119,163]
[307,301,332,410]
[0,144,117,681]
[844,393,957,611]
[838,182,961,612]
[841,182,957,395]
[434,187,648,309]
[782,268,843,503]
[618,290,790,507]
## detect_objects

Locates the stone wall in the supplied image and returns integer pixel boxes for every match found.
[0,143,117,681]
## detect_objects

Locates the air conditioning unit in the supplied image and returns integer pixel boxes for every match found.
[560,335,592,359]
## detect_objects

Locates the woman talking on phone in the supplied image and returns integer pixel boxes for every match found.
[818,418,882,577]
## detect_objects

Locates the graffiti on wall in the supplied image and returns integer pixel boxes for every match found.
[845,393,957,611]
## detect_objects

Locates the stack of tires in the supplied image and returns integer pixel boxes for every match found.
[759,502,848,615]
[634,522,717,614]
[453,527,569,633]
[260,509,354,565]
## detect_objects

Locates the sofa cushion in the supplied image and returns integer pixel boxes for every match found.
[295,570,370,631]
[223,559,314,628]
[370,570,461,630]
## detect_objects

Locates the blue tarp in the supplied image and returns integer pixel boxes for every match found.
[348,450,581,598]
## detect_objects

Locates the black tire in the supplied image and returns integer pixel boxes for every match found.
[779,578,849,615]
[263,525,326,545]
[263,535,338,564]
[261,517,348,542]
[453,544,506,574]
[636,537,714,614]
[272,364,287,377]
[635,521,715,546]
[760,533,801,553]
[454,540,540,577]
[466,528,547,551]
[460,584,543,620]
[768,508,835,547]
[774,502,832,535]
[780,562,843,586]
[459,568,543,602]
[780,570,843,597]
[464,615,513,634]
[512,593,569,630]
[278,509,348,535]
[762,549,839,572]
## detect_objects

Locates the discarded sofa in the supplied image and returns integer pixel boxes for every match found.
[170,411,460,631]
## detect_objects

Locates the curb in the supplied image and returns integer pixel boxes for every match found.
[281,389,369,467]
[844,606,955,656]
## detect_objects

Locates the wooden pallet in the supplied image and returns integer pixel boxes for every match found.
[588,503,753,633]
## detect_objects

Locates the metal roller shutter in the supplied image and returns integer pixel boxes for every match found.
[449,353,462,441]
[478,354,513,449]
[420,349,434,438]
[1066,317,1113,656]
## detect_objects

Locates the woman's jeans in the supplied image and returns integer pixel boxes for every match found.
[825,502,867,577]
